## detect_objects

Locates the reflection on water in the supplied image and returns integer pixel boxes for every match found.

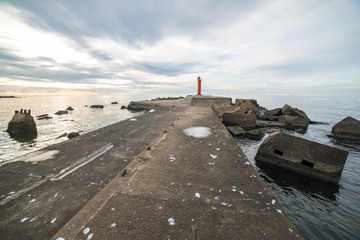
[7,131,38,143]
[0,95,146,163]
[256,161,339,201]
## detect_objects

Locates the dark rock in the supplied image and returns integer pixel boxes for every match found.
[234,100,261,118]
[127,101,152,111]
[235,99,257,106]
[295,129,307,134]
[121,105,127,109]
[256,120,286,129]
[66,106,74,111]
[36,114,52,120]
[67,132,80,139]
[255,132,348,184]
[264,108,282,121]
[226,126,246,136]
[111,102,118,104]
[56,132,67,139]
[90,105,104,108]
[222,112,256,130]
[244,129,264,140]
[6,111,37,134]
[55,110,68,115]
[278,115,309,130]
[281,104,309,120]
[331,116,360,141]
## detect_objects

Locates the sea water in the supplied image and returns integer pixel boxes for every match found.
[235,95,360,240]
[0,94,359,239]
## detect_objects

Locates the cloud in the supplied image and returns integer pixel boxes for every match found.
[0,0,359,96]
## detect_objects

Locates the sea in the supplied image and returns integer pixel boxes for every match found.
[1,94,359,239]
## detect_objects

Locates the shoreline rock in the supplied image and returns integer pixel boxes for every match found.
[330,116,360,141]
[6,110,37,134]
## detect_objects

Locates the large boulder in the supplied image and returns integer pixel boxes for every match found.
[235,99,257,106]
[234,100,261,118]
[7,111,37,134]
[264,108,282,121]
[127,101,152,111]
[278,115,309,130]
[222,112,256,130]
[255,132,348,183]
[281,104,309,120]
[331,116,360,141]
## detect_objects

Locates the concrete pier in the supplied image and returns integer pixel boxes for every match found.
[0,97,302,239]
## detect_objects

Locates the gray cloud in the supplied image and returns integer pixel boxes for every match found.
[8,0,259,45]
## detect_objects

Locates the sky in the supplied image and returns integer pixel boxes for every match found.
[0,0,359,97]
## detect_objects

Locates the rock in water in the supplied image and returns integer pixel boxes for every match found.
[7,111,37,134]
[234,100,261,119]
[264,108,282,121]
[222,112,256,130]
[255,132,348,184]
[66,106,74,111]
[331,116,360,141]
[90,105,104,108]
[281,104,309,120]
[278,115,309,130]
[67,132,80,139]
[55,110,68,115]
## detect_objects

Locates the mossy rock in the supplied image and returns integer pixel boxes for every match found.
[244,129,264,140]
[234,125,244,131]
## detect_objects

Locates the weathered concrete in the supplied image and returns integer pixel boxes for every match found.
[1,97,301,240]
[235,99,257,107]
[234,100,261,118]
[53,107,301,240]
[226,126,246,136]
[222,112,256,130]
[191,95,232,107]
[331,116,360,141]
[278,115,309,130]
[264,108,282,121]
[0,104,188,239]
[255,132,348,183]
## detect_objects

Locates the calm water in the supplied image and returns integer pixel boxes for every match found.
[1,94,359,239]
[234,95,360,240]
[0,95,147,163]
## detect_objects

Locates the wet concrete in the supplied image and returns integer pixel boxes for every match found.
[0,103,188,239]
[53,106,302,240]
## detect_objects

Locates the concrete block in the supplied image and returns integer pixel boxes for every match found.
[255,132,348,183]
[222,112,256,130]
[191,96,231,107]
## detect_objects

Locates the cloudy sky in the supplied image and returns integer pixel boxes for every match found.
[0,0,359,97]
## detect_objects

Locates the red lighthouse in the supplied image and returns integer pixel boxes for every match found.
[197,76,202,95]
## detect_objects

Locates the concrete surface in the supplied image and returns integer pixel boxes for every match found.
[191,95,232,107]
[53,106,302,240]
[0,103,187,239]
[1,96,302,240]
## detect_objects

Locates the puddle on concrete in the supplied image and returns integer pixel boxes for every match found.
[52,145,113,180]
[14,150,60,164]
[182,126,212,138]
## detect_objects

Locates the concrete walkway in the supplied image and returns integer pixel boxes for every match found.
[0,103,187,239]
[53,106,302,239]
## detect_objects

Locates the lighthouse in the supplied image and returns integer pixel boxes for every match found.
[197,76,202,95]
